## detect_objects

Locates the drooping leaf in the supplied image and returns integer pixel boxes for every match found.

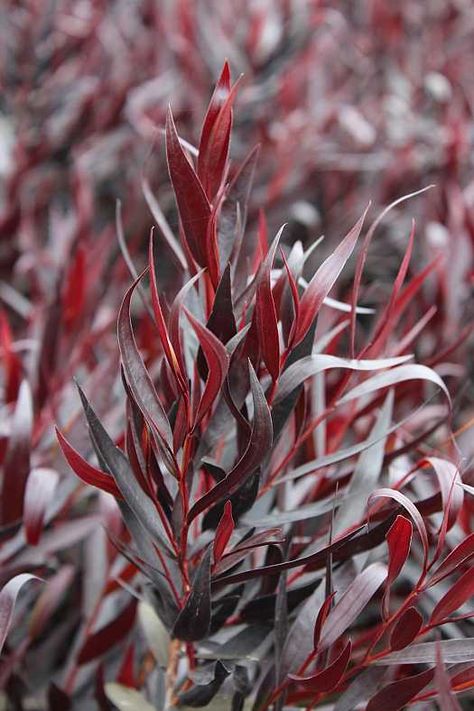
[338,363,450,406]
[334,390,394,537]
[274,354,410,405]
[376,639,474,665]
[289,640,351,692]
[0,574,41,654]
[319,563,387,649]
[178,660,230,707]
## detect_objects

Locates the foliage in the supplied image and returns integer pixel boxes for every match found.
[1,3,473,710]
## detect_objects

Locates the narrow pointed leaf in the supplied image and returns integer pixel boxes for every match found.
[214,501,234,564]
[173,546,212,641]
[289,640,351,692]
[319,562,387,649]
[0,574,41,654]
[430,567,474,625]
[187,364,272,523]
[56,428,121,498]
[293,207,368,345]
[166,107,211,266]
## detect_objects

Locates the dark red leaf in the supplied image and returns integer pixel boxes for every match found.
[430,567,474,626]
[117,272,174,454]
[0,309,21,403]
[187,363,272,523]
[319,563,386,650]
[383,515,413,618]
[255,236,280,382]
[198,61,231,195]
[63,245,86,330]
[166,107,211,266]
[389,607,423,650]
[427,533,474,587]
[213,501,234,565]
[185,309,229,428]
[313,593,336,651]
[289,640,351,692]
[56,428,122,498]
[366,669,434,711]
[292,207,368,346]
[149,234,187,390]
[369,489,428,570]
[78,599,137,664]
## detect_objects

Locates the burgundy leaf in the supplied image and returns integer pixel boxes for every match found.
[187,363,272,523]
[292,207,368,346]
[319,562,387,650]
[213,501,234,565]
[185,309,229,428]
[117,272,173,451]
[430,567,474,625]
[389,607,423,650]
[427,533,474,587]
[166,107,211,266]
[56,428,122,498]
[366,669,434,711]
[289,640,351,692]
[383,515,413,617]
[78,599,137,664]
[369,489,428,570]
[313,593,336,650]
[23,467,59,545]
[198,61,232,197]
[255,230,280,382]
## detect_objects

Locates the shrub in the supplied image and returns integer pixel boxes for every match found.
[1,7,473,710]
